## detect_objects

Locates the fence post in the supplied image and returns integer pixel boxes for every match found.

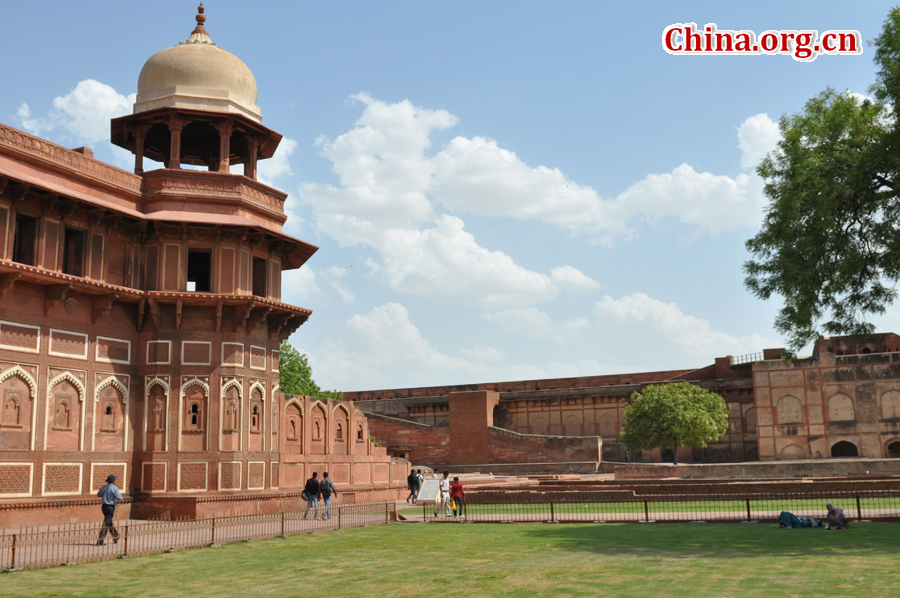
[644,502,649,522]
[211,517,216,544]
[550,502,555,522]
[746,499,752,521]
[10,533,16,569]
[123,524,129,556]
[281,511,285,536]
[338,505,342,530]
[856,495,862,522]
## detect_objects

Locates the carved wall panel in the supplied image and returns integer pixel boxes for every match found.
[181,378,209,451]
[96,337,131,364]
[248,385,263,452]
[49,329,88,359]
[220,380,241,451]
[270,461,279,489]
[249,345,266,370]
[145,379,168,451]
[178,461,207,492]
[309,403,326,455]
[147,340,171,365]
[284,402,302,454]
[333,405,348,455]
[0,321,40,353]
[0,463,33,497]
[43,463,82,495]
[218,461,241,491]
[182,341,211,366]
[248,461,265,490]
[0,367,36,451]
[222,342,243,366]
[142,462,167,492]
[90,463,126,492]
[45,374,84,451]
[94,377,127,452]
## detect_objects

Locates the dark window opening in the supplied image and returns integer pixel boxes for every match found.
[105,406,112,415]
[12,214,38,266]
[831,441,859,458]
[63,227,87,277]
[862,347,872,354]
[252,257,267,297]
[187,250,212,292]
[888,442,900,458]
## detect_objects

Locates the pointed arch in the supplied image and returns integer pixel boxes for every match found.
[335,403,350,419]
[179,378,210,451]
[182,377,210,397]
[272,384,280,395]
[0,365,37,398]
[249,381,266,402]
[145,377,169,399]
[47,372,85,403]
[95,376,129,404]
[221,378,243,400]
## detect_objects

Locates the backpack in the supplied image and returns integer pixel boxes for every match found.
[320,479,333,498]
[407,473,417,486]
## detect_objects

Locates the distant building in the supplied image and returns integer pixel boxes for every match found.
[348,334,900,465]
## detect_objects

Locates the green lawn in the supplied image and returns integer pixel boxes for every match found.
[4,522,899,597]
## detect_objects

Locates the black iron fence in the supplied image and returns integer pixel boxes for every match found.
[0,500,393,571]
[423,490,900,523]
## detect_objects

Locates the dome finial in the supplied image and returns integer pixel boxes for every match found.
[186,3,213,44]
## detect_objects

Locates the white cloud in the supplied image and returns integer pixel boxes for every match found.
[258,138,298,185]
[594,293,774,360]
[460,345,506,363]
[18,79,135,145]
[737,113,780,170]
[281,266,321,303]
[484,307,590,343]
[550,266,601,292]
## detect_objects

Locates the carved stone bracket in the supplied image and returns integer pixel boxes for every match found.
[215,299,224,332]
[9,184,30,204]
[236,300,255,332]
[92,293,119,324]
[279,315,307,341]
[44,284,72,316]
[0,273,22,299]
[147,298,159,329]
[137,298,146,332]
[175,299,183,331]
[246,306,271,335]
[268,313,292,340]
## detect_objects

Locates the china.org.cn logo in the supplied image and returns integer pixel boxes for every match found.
[663,23,862,62]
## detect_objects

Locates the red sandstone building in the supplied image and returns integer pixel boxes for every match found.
[350,335,900,469]
[0,8,404,525]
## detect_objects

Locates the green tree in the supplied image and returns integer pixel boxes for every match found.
[278,342,342,400]
[744,9,900,355]
[618,382,728,464]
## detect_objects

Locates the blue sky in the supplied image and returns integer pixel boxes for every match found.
[1,2,895,391]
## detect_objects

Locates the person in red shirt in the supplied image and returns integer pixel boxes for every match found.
[451,476,465,519]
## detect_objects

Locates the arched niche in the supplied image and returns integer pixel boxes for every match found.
[776,395,804,424]
[597,413,616,437]
[831,440,859,457]
[94,376,128,452]
[744,407,757,434]
[46,373,85,452]
[180,378,209,451]
[780,444,806,460]
[309,402,327,455]
[220,379,242,451]
[145,378,169,451]
[886,440,900,458]
[333,404,349,455]
[248,382,265,452]
[827,394,855,422]
[0,366,37,451]
[881,390,900,420]
[564,415,582,436]
[530,417,549,436]
[283,400,303,454]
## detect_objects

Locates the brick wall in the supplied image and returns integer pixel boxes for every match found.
[365,413,450,466]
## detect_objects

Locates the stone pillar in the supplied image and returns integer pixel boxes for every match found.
[218,120,234,173]
[244,137,259,180]
[449,390,500,465]
[168,119,183,170]
[133,125,147,175]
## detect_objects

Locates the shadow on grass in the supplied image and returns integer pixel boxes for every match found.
[521,522,900,559]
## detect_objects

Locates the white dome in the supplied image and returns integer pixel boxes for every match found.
[133,6,262,122]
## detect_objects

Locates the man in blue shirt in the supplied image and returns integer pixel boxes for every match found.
[96,474,123,546]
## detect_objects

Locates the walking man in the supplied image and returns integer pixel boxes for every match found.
[303,472,320,519]
[434,470,451,517]
[96,474,122,546]
[320,472,338,520]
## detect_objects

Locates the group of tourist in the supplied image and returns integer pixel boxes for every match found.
[302,471,338,520]
[406,469,424,503]
[407,468,466,518]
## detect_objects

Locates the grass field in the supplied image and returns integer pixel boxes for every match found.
[3,522,899,597]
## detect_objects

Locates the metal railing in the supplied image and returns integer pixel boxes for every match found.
[731,352,764,365]
[423,491,900,524]
[0,501,393,571]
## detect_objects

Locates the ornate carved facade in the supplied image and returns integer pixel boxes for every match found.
[0,8,404,513]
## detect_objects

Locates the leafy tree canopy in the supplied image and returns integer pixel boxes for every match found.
[278,342,342,400]
[744,9,900,355]
[618,382,728,464]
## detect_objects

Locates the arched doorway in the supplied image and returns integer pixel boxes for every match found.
[887,441,900,458]
[831,441,859,457]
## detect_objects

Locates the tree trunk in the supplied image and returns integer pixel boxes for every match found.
[672,443,678,465]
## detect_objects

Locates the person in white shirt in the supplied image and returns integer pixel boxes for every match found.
[434,470,451,517]
[416,469,424,487]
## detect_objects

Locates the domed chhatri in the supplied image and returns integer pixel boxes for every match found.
[134,4,261,122]
[111,5,281,177]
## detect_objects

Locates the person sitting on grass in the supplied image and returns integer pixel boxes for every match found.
[777,511,819,528]
[825,503,850,530]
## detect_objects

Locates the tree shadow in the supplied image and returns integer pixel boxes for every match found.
[522,522,900,559]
